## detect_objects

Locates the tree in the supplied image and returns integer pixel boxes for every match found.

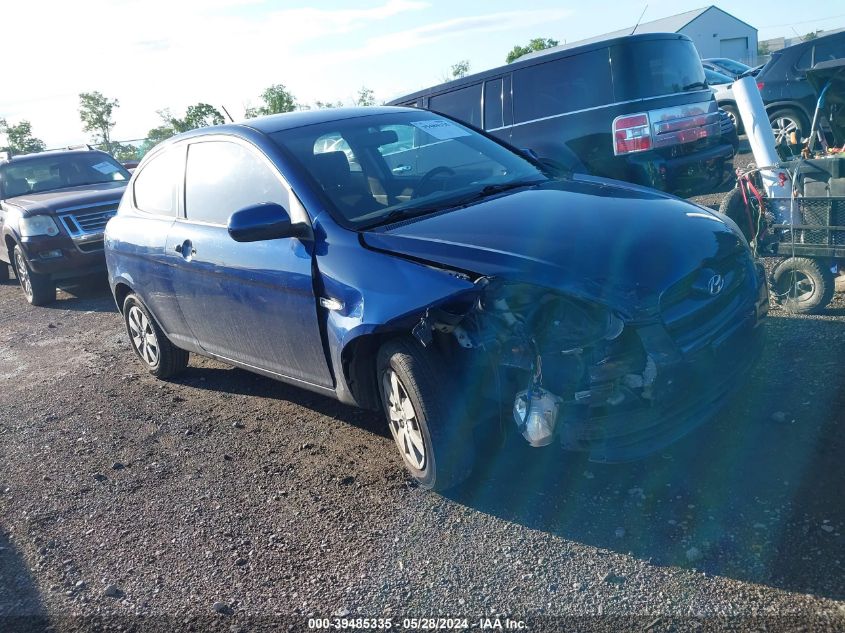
[354,86,375,107]
[0,118,46,154]
[450,60,471,79]
[758,41,770,57]
[78,91,119,153]
[139,124,176,155]
[163,103,225,133]
[245,84,298,118]
[802,31,820,41]
[111,142,140,162]
[506,37,559,63]
[312,100,344,109]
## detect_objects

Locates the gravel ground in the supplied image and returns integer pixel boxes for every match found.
[1,159,844,632]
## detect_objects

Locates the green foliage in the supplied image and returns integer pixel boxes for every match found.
[506,37,559,63]
[111,143,140,162]
[354,86,375,107]
[311,100,344,109]
[245,84,299,118]
[450,60,470,79]
[802,31,820,41]
[78,91,119,152]
[758,41,770,56]
[139,103,226,154]
[0,118,46,154]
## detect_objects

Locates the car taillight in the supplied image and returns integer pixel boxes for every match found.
[613,113,652,155]
[756,81,765,91]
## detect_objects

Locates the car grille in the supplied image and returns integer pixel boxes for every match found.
[58,204,118,238]
[659,250,752,354]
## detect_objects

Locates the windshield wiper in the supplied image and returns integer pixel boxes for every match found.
[358,179,544,230]
[682,81,709,91]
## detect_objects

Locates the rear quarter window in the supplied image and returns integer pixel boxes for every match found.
[133,149,182,216]
[428,84,482,128]
[612,39,707,100]
[512,48,612,123]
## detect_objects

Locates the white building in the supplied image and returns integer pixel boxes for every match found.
[536,5,758,65]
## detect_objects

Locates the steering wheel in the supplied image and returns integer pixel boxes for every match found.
[413,166,456,199]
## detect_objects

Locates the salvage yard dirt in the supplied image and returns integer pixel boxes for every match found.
[1,157,844,632]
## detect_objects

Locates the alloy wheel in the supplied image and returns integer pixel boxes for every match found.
[382,368,426,471]
[14,250,32,300]
[772,116,799,145]
[128,305,160,367]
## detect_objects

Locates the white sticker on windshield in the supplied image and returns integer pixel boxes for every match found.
[91,161,119,174]
[411,119,471,140]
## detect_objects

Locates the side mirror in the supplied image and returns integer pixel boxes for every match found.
[227,202,311,242]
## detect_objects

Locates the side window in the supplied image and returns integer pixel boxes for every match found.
[428,84,482,128]
[513,50,613,123]
[811,36,845,66]
[185,141,285,225]
[133,149,182,216]
[484,78,504,130]
[796,46,813,71]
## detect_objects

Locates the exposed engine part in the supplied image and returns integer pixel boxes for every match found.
[513,386,562,447]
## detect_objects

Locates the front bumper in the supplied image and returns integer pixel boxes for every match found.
[563,308,764,463]
[19,234,106,280]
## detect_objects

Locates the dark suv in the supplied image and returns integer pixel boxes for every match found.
[0,148,130,305]
[749,31,845,145]
[388,33,735,195]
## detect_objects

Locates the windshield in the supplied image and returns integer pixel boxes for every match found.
[705,68,734,85]
[270,111,546,229]
[0,152,130,198]
[713,58,751,76]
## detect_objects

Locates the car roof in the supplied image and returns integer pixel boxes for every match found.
[387,32,692,104]
[169,107,418,143]
[1,149,111,165]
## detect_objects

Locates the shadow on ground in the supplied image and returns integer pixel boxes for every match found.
[447,314,845,600]
[138,310,844,600]
[0,531,49,632]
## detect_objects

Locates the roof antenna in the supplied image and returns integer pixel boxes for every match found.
[631,4,648,35]
[221,105,235,123]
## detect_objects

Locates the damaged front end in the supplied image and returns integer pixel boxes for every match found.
[411,279,671,454]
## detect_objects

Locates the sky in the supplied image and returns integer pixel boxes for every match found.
[2,0,844,148]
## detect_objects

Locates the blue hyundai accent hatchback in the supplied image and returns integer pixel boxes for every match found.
[105,107,768,490]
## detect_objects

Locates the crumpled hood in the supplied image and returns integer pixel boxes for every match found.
[4,181,127,216]
[361,178,745,317]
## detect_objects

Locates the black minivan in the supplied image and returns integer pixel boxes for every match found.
[389,33,735,195]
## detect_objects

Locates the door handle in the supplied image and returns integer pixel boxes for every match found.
[391,164,412,173]
[174,240,196,257]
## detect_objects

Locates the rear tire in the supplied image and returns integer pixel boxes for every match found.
[123,294,189,378]
[719,187,759,242]
[771,257,835,314]
[13,245,55,306]
[377,338,474,491]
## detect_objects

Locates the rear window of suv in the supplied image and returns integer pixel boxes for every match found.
[612,39,707,100]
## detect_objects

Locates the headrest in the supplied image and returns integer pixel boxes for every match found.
[312,151,351,186]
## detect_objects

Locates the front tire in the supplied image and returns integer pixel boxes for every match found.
[123,294,189,378]
[377,338,473,491]
[14,245,55,305]
[722,104,743,134]
[771,257,835,314]
[769,108,808,147]
[719,187,760,243]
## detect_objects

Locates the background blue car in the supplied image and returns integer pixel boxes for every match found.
[105,107,768,491]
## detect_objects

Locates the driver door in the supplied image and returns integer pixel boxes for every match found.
[166,138,333,388]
